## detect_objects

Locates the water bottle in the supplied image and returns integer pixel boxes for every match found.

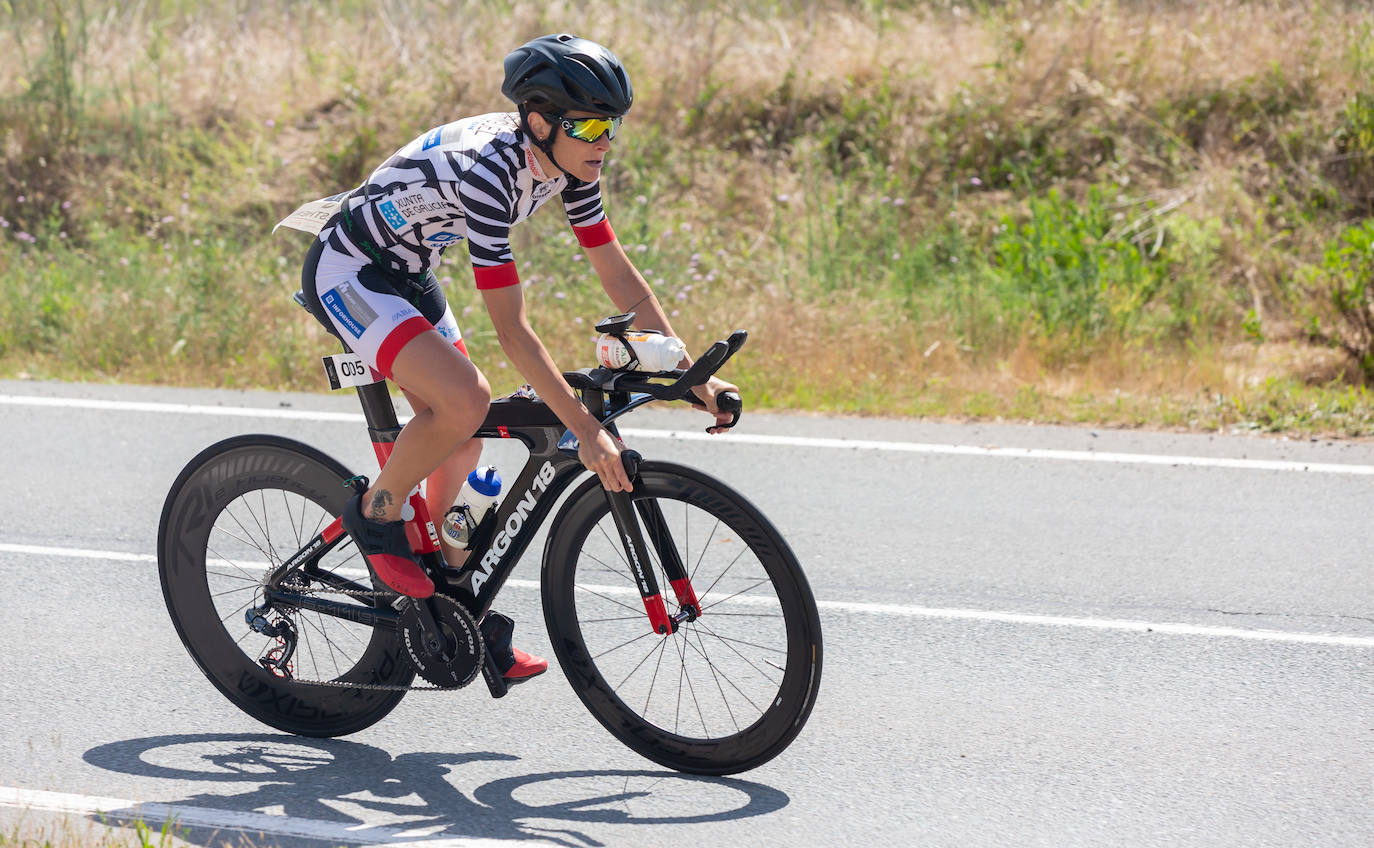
[441,466,502,549]
[595,331,687,372]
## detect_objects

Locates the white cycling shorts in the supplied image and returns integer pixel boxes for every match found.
[309,241,467,378]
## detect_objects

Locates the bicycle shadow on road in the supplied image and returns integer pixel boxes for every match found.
[83,733,790,847]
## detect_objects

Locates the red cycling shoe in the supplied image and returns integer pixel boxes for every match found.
[482,612,548,683]
[341,492,435,598]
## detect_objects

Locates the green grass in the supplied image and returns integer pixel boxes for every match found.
[3,0,1374,435]
[1,813,190,848]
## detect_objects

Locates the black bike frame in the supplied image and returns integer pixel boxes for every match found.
[262,371,693,656]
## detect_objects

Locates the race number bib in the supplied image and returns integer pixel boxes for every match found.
[273,192,349,236]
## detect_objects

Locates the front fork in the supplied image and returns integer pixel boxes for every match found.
[603,453,702,636]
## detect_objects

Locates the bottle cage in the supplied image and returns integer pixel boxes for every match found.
[594,311,663,372]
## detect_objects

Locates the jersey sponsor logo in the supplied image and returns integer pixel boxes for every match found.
[321,289,367,338]
[393,194,448,217]
[421,126,443,150]
[423,230,462,246]
[524,145,549,181]
[531,181,556,201]
[378,200,406,230]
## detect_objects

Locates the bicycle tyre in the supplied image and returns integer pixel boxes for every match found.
[158,434,413,736]
[541,461,823,775]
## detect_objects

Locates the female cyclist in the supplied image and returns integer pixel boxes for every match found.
[297,33,738,682]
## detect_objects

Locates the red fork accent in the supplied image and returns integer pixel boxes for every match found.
[642,593,673,635]
[669,578,701,614]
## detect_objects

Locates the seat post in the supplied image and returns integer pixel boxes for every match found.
[355,380,399,431]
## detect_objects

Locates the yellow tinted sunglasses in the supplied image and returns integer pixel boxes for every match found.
[555,115,622,144]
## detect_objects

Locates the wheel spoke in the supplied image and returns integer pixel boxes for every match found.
[675,633,710,738]
[594,522,634,577]
[206,537,269,584]
[694,546,754,608]
[551,469,821,771]
[575,583,651,618]
[682,627,767,717]
[593,628,659,662]
[579,545,637,586]
[612,633,668,690]
[699,575,774,613]
[688,518,721,585]
[689,619,784,688]
[686,625,742,733]
[641,636,669,716]
[282,489,302,546]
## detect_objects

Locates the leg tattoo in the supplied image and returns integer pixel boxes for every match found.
[368,489,394,520]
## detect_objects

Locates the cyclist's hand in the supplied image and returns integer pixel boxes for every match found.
[689,376,741,434]
[578,426,634,492]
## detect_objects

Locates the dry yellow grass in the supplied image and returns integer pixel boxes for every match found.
[3,1,1373,433]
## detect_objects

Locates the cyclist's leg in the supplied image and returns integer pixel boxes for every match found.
[310,245,488,595]
[395,301,485,566]
[370,335,490,521]
[400,388,482,564]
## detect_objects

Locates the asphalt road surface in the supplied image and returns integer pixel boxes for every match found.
[1,379,1372,847]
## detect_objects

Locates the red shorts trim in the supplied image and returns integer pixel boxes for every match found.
[474,262,520,290]
[573,220,615,248]
[376,315,433,378]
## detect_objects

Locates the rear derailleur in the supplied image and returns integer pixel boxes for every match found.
[246,604,297,679]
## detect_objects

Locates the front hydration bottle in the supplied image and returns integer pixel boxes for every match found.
[594,331,687,372]
[441,466,502,549]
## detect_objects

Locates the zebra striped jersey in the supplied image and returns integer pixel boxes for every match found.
[322,112,615,290]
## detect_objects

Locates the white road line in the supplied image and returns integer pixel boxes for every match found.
[6,542,1371,649]
[0,786,556,847]
[2,393,1372,474]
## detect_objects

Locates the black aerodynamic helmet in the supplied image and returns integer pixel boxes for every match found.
[501,33,633,116]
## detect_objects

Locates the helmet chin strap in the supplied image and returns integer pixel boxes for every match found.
[518,105,586,189]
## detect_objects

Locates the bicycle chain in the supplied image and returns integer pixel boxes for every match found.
[257,578,474,693]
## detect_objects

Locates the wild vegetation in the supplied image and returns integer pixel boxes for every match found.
[2,0,1374,434]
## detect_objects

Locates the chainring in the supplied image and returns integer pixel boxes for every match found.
[397,593,484,689]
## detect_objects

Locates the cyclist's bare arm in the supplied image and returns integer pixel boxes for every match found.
[583,238,740,433]
[480,284,633,492]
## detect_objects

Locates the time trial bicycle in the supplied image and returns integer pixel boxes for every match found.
[157,309,823,775]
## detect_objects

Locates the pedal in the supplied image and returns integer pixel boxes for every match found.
[481,651,509,699]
